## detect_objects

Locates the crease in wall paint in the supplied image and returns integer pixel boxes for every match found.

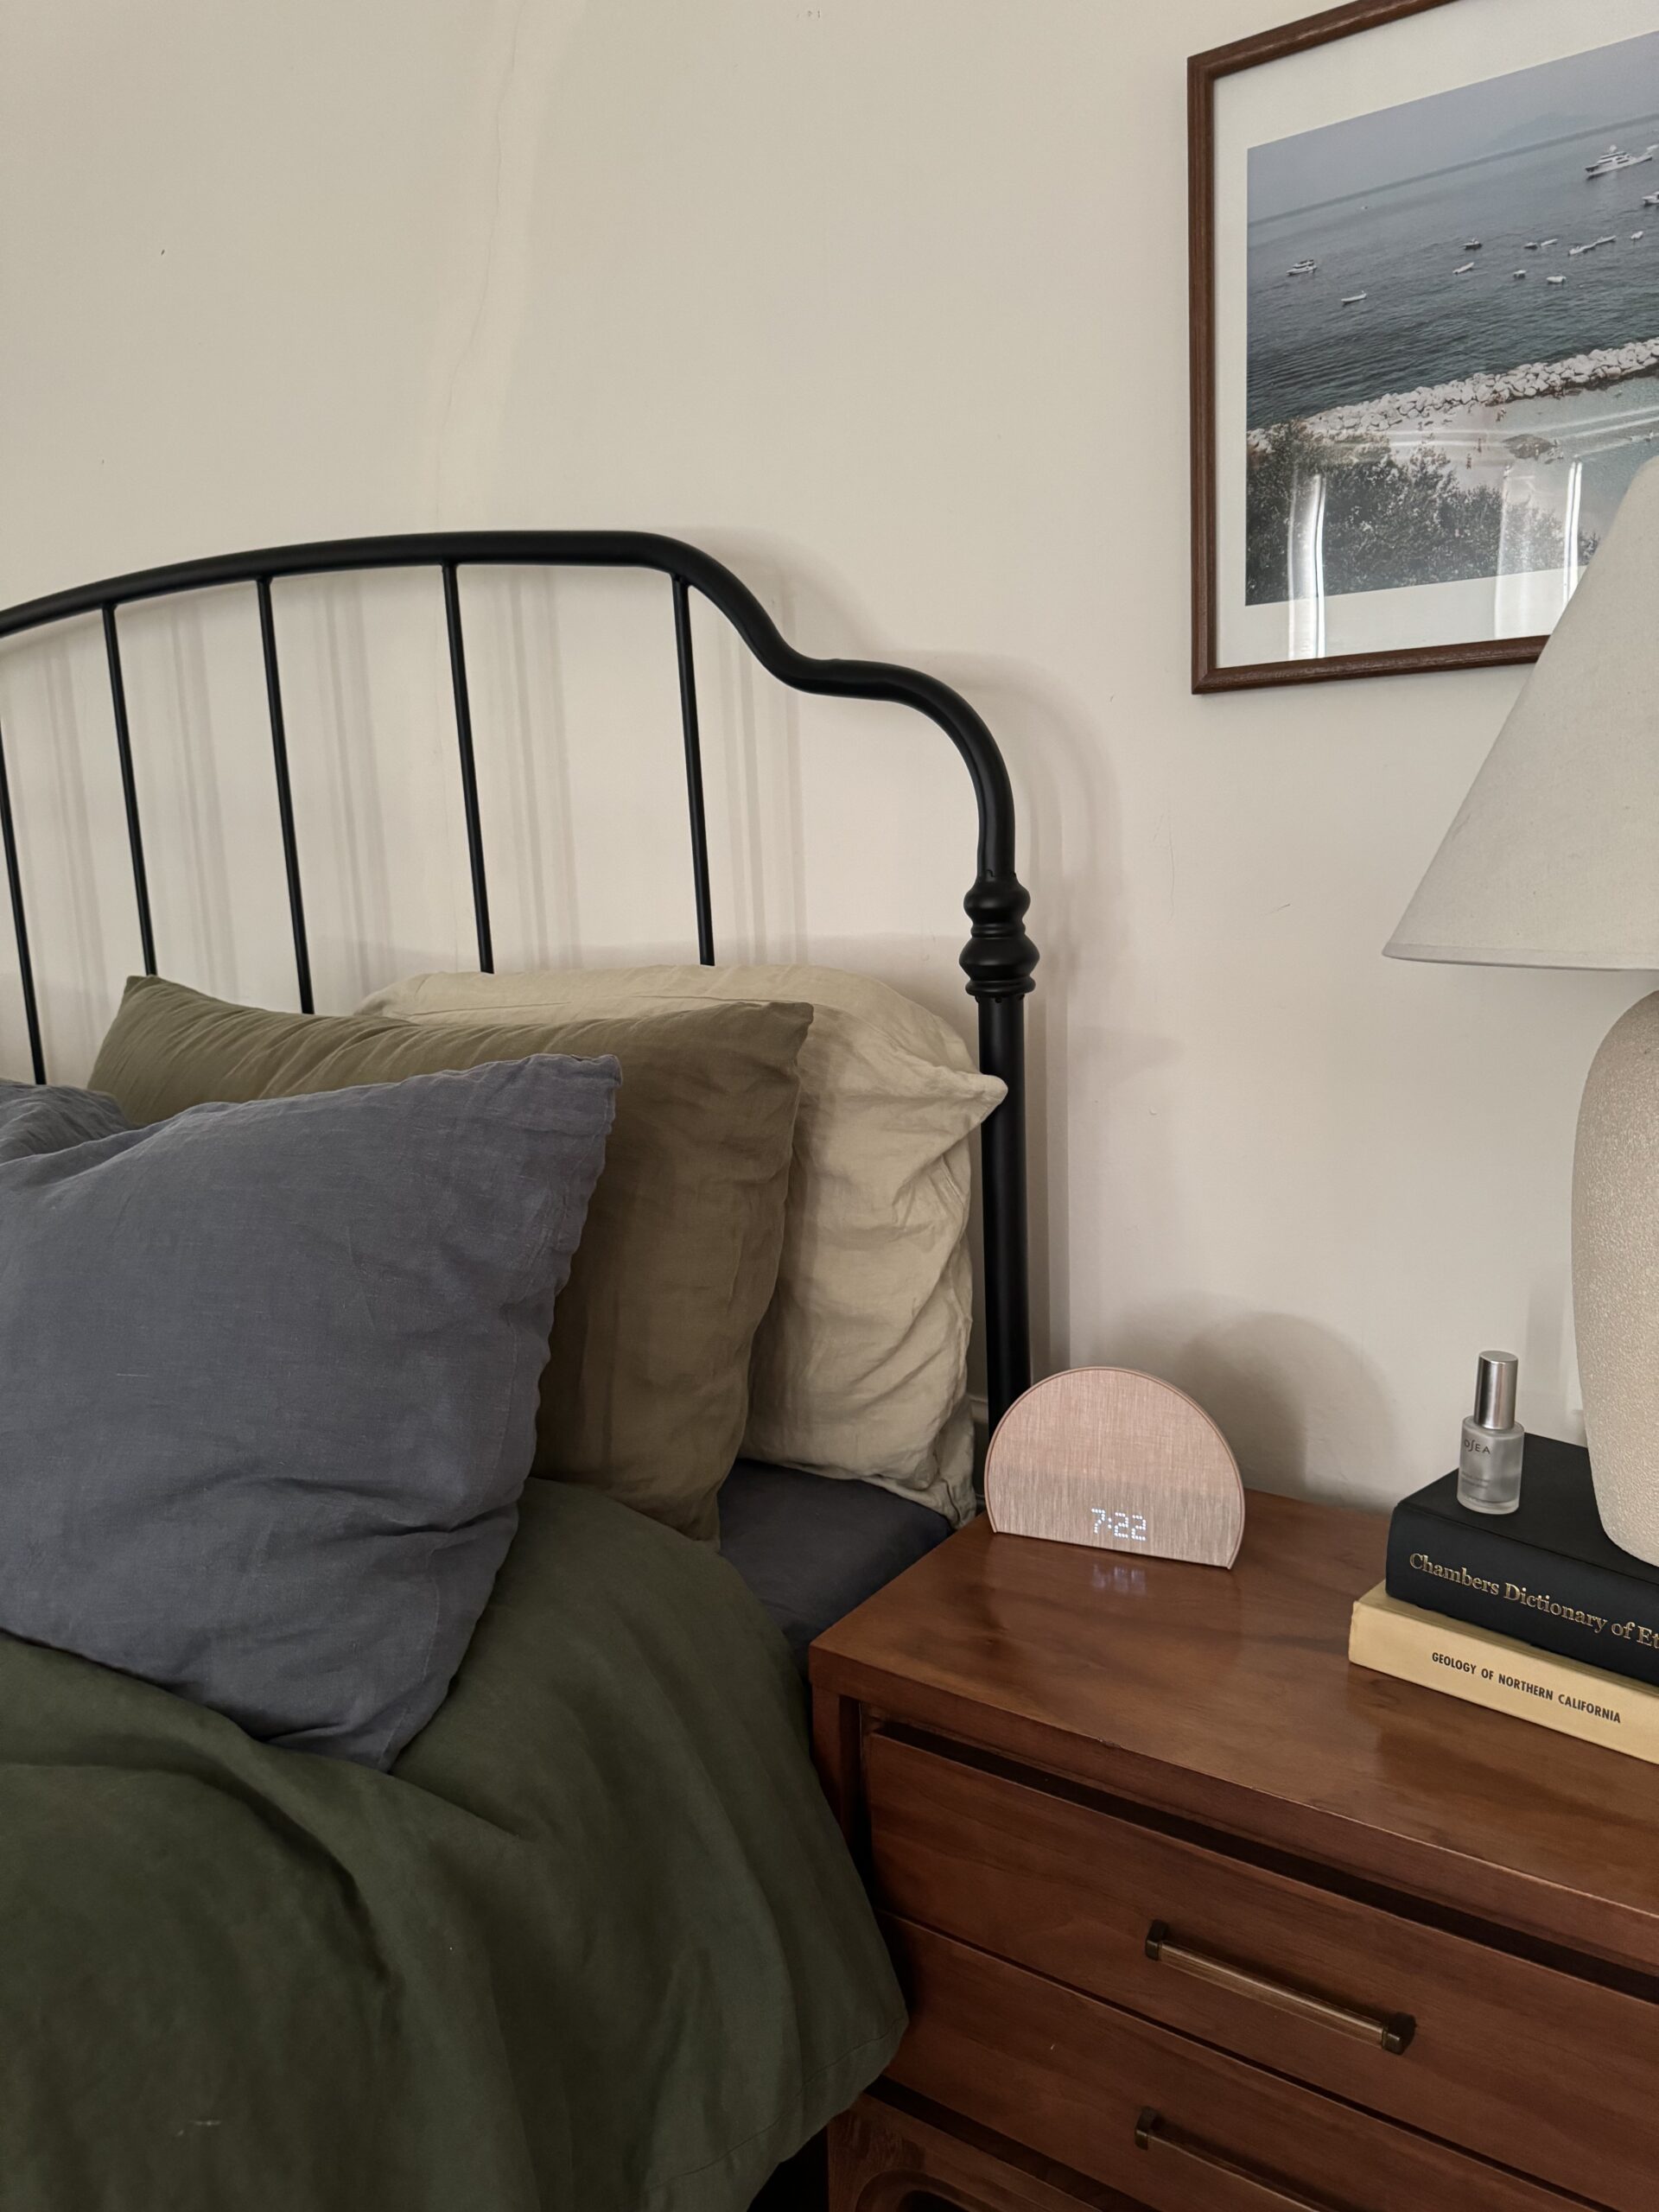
[430,0,551,521]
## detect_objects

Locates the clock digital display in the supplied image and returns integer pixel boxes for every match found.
[1091,1506,1148,1543]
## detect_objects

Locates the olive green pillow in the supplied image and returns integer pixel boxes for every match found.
[91,976,811,1541]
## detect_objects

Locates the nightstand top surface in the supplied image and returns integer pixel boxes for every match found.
[810,1488,1659,1971]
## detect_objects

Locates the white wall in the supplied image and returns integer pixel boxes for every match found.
[1,0,1640,1509]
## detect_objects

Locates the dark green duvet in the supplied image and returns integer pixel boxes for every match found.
[0,1481,904,2211]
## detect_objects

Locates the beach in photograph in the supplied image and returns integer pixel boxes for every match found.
[1245,31,1659,607]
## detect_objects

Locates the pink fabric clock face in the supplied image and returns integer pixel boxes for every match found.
[984,1368,1245,1568]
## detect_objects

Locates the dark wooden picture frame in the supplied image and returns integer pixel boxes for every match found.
[1189,0,1557,693]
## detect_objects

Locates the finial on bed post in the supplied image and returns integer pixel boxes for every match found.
[963,873,1038,1441]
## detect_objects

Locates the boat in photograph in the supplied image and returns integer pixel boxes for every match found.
[1341,292,1367,304]
[1454,262,1474,274]
[1287,257,1318,275]
[1547,274,1567,284]
[1585,145,1652,176]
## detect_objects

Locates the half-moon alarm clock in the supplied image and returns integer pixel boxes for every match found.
[984,1367,1244,1567]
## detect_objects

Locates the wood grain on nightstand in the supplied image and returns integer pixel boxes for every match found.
[812,1489,1659,2212]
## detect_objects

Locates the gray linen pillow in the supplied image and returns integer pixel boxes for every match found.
[0,1080,130,1160]
[0,1056,617,1768]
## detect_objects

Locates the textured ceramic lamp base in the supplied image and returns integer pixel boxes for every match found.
[1573,988,1659,1567]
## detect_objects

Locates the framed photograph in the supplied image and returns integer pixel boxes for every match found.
[1191,0,1659,690]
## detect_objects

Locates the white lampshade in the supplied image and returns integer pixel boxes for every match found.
[1386,453,1659,970]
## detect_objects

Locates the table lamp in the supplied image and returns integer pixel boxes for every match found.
[1386,454,1659,1564]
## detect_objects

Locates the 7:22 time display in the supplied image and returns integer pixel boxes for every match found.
[1090,1506,1148,1544]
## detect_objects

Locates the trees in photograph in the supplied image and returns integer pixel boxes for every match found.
[1244,420,1596,603]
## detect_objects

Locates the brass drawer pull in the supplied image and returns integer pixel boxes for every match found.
[1144,1921,1414,2054]
[1135,2109,1346,2210]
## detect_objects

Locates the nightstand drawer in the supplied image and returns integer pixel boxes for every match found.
[885,1916,1575,2212]
[866,1730,1659,2211]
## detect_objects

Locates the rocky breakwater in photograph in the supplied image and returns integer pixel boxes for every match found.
[1250,334,1659,452]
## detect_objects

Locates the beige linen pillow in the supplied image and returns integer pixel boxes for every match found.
[359,964,1004,1523]
[91,976,810,1541]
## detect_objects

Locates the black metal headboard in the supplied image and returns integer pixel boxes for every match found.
[0,531,1038,1423]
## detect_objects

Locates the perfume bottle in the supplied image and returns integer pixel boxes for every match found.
[1458,1351,1524,1514]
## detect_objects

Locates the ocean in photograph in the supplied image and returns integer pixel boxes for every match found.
[1249,121,1659,430]
[1243,32,1659,612]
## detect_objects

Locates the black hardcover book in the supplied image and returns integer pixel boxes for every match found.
[1385,1434,1659,1691]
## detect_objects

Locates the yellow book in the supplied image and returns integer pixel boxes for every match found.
[1349,1581,1659,1766]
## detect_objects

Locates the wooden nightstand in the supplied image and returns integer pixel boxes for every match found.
[809,1490,1659,2212]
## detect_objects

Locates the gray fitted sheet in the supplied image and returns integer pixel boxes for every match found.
[720,1460,952,1670]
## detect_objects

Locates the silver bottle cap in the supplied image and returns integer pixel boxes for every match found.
[1471,1350,1518,1433]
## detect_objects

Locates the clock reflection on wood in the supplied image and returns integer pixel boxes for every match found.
[983,1367,1245,1568]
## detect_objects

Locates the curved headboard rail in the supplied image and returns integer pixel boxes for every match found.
[0,529,1037,1421]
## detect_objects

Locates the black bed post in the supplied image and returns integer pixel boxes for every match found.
[963,873,1038,1436]
[0,712,45,1084]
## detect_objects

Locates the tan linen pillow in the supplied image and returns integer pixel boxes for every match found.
[359,965,1004,1523]
[91,976,810,1541]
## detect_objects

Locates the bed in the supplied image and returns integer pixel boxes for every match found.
[0,531,1038,2211]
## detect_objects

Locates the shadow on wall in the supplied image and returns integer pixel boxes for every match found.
[1105,1301,1400,1503]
